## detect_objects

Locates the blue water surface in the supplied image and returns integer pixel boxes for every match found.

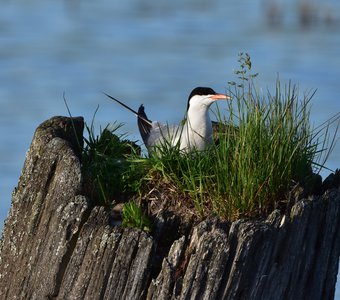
[0,0,339,297]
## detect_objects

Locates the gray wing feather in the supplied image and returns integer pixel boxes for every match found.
[146,122,182,148]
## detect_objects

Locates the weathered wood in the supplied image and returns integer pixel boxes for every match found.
[0,116,87,299]
[0,116,339,300]
[57,207,154,300]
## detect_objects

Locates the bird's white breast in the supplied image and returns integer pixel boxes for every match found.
[180,106,213,151]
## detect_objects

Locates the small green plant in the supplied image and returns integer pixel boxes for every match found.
[122,201,152,231]
[82,108,144,207]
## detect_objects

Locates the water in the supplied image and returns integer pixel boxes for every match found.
[0,0,339,296]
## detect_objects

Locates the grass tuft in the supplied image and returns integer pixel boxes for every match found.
[81,109,143,207]
[142,53,338,220]
[122,201,152,231]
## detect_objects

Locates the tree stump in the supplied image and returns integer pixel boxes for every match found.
[0,116,339,300]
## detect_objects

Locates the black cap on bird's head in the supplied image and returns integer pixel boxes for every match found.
[188,87,217,101]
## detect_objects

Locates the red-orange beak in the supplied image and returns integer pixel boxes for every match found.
[210,93,231,100]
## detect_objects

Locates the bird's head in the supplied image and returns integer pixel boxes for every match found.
[187,87,230,112]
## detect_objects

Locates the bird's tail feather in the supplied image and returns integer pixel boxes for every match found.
[137,105,152,145]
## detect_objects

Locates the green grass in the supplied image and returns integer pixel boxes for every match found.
[81,109,144,207]
[122,201,152,231]
[79,53,338,225]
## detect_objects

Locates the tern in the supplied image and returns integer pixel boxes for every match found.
[104,87,230,153]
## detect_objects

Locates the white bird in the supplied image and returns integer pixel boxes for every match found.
[104,87,230,153]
